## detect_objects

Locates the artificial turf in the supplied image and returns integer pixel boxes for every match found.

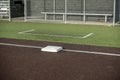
[0,21,120,48]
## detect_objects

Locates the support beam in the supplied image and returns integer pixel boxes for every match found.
[24,0,27,21]
[53,0,56,20]
[64,0,67,23]
[113,0,116,26]
[8,0,11,21]
[45,13,47,21]
[83,0,86,22]
[105,15,107,23]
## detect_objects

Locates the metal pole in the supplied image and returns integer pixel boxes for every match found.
[64,0,67,23]
[44,0,46,21]
[113,0,116,26]
[8,0,11,21]
[83,0,86,22]
[24,0,27,21]
[53,0,56,20]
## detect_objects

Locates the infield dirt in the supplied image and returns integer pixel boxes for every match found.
[0,38,120,80]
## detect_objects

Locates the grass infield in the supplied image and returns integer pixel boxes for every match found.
[0,21,120,48]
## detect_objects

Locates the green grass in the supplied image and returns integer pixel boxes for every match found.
[0,21,120,48]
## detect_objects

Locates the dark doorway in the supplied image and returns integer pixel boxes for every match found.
[11,0,24,18]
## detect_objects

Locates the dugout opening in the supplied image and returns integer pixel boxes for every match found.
[0,0,24,21]
[11,0,24,18]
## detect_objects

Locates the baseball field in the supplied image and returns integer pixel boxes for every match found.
[0,21,120,80]
[0,21,120,48]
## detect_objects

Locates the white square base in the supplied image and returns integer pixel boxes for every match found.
[41,46,63,52]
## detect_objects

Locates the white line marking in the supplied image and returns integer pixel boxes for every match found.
[63,49,120,57]
[22,33,86,39]
[18,29,93,39]
[0,42,120,57]
[82,33,94,38]
[18,29,35,34]
[0,43,42,49]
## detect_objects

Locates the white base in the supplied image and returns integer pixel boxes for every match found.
[41,46,63,52]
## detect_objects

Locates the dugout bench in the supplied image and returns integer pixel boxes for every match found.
[41,12,112,23]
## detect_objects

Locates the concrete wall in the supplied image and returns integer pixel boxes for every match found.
[86,0,113,14]
[28,0,44,18]
[85,0,114,22]
[67,0,83,21]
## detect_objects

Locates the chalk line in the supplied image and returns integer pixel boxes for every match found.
[82,33,94,38]
[0,43,42,49]
[0,42,120,57]
[18,29,35,34]
[18,29,93,39]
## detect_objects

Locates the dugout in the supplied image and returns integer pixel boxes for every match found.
[0,0,24,21]
[24,0,120,26]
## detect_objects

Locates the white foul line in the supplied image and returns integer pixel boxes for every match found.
[63,49,120,57]
[18,29,93,39]
[18,29,35,34]
[21,32,89,39]
[0,43,42,49]
[82,33,94,38]
[0,42,120,57]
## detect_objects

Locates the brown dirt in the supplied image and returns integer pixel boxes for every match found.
[0,38,120,80]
